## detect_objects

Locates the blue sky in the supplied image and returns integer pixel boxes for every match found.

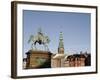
[23,10,91,58]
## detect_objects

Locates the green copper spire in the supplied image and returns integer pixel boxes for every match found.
[58,32,64,48]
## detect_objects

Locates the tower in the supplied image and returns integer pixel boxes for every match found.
[51,32,65,68]
[58,32,64,54]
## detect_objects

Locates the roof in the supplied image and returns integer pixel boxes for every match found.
[65,54,86,61]
[52,53,65,59]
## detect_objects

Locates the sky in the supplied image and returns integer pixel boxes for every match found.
[23,10,91,58]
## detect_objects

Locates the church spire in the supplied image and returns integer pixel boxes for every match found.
[58,32,64,54]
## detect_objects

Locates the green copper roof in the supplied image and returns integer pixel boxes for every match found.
[58,32,64,48]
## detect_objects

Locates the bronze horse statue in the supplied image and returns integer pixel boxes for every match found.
[28,28,50,51]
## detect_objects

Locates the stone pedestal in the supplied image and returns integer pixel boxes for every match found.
[25,50,52,69]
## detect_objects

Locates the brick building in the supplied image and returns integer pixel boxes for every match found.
[64,54,86,67]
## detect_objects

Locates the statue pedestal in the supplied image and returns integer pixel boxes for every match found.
[25,50,52,69]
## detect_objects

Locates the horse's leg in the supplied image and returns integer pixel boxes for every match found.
[34,43,37,50]
[46,45,49,51]
[43,43,46,51]
[31,43,33,50]
[44,44,49,51]
[44,44,46,51]
[31,43,35,50]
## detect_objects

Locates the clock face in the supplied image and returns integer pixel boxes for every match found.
[60,48,64,51]
[60,48,64,52]
[59,48,64,53]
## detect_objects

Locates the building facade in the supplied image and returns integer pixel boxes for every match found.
[64,54,86,67]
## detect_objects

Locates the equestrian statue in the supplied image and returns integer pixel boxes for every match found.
[28,28,50,51]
